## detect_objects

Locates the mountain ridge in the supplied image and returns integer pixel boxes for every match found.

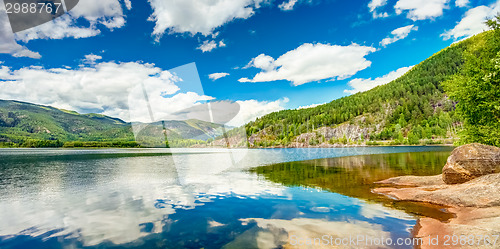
[0,99,228,147]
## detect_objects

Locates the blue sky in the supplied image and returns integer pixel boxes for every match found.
[0,0,499,126]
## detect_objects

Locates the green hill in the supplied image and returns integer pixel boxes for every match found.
[244,29,500,147]
[0,100,228,147]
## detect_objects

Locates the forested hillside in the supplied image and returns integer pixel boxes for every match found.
[0,100,134,147]
[245,29,500,147]
[0,100,227,148]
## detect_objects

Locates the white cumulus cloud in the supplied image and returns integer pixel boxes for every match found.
[197,40,226,52]
[245,54,276,71]
[124,0,132,10]
[368,0,387,11]
[344,66,414,94]
[226,98,289,127]
[296,102,325,110]
[455,0,469,7]
[442,1,500,40]
[0,0,40,58]
[14,15,100,42]
[147,0,266,39]
[373,12,389,18]
[15,0,130,42]
[368,0,389,18]
[395,0,450,21]
[209,72,230,81]
[0,58,286,126]
[380,25,418,47]
[279,0,298,11]
[0,60,216,123]
[82,54,103,65]
[239,43,376,86]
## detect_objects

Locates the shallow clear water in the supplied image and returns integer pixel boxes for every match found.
[0,146,453,249]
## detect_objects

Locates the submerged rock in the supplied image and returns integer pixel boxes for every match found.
[442,143,500,184]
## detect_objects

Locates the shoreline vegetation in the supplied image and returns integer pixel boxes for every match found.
[0,139,454,149]
[0,139,206,148]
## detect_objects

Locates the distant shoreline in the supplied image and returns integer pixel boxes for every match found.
[0,143,455,149]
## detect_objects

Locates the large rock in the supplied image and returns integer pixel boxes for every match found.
[442,143,500,184]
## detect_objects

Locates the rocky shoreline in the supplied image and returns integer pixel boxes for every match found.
[246,143,454,149]
[372,143,500,248]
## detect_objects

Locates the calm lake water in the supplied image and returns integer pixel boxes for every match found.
[0,146,453,249]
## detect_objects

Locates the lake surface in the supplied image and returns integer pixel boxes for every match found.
[0,146,453,249]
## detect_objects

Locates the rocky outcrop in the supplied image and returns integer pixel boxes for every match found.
[315,125,371,142]
[373,143,500,249]
[290,124,373,147]
[442,143,500,184]
[374,143,500,207]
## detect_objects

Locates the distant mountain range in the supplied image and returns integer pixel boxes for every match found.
[0,99,228,147]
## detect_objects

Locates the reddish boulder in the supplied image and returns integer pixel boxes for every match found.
[442,143,500,184]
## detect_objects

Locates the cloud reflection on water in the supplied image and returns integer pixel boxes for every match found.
[0,151,285,246]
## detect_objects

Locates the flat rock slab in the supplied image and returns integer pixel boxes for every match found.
[375,174,445,187]
[374,173,500,208]
[374,173,500,248]
[413,207,500,249]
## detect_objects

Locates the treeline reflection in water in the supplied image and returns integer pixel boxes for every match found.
[252,151,455,220]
